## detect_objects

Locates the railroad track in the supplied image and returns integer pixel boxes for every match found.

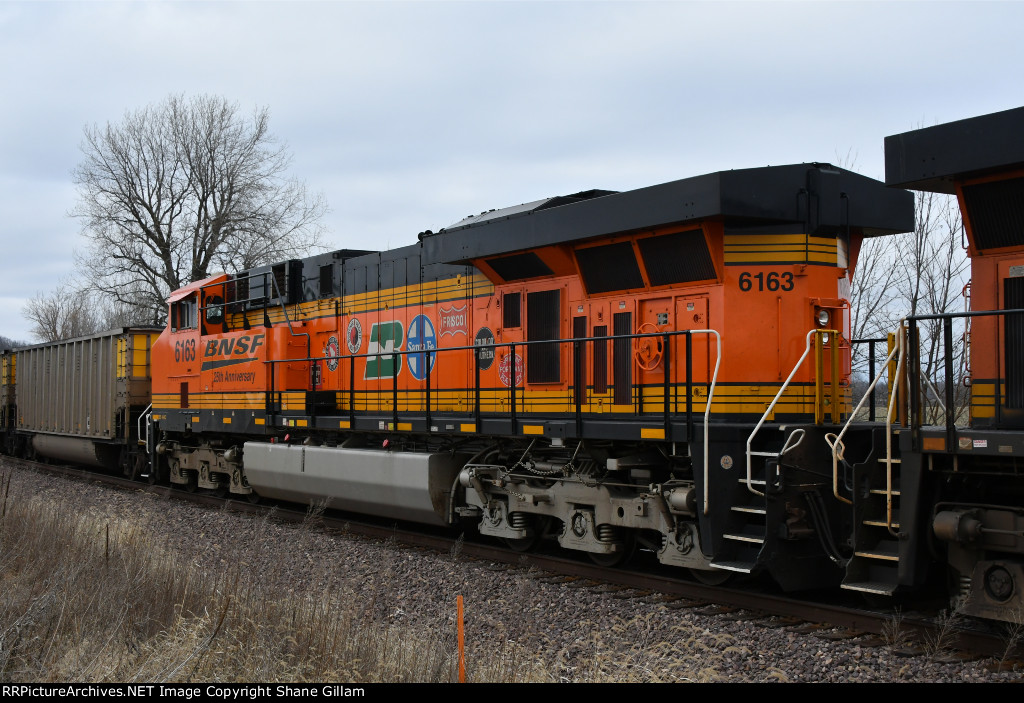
[7,456,1020,663]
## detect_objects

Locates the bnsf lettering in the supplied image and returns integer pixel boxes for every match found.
[204,334,265,358]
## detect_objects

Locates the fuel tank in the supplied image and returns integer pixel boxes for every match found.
[242,442,461,526]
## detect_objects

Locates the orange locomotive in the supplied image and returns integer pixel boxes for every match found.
[148,163,913,589]
[146,164,913,589]
[879,106,1024,621]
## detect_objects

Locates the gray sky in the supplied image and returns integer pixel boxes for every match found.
[1,0,1022,342]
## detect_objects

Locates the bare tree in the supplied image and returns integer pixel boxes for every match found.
[71,94,327,322]
[895,192,970,424]
[0,335,27,349]
[22,279,102,342]
[848,189,969,424]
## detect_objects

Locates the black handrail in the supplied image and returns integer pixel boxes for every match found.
[260,328,721,441]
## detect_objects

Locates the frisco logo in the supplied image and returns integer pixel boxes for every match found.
[438,304,469,337]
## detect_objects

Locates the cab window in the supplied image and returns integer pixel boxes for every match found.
[171,295,197,331]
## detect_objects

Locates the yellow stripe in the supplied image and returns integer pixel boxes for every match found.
[522,425,545,435]
[724,233,838,265]
[226,275,494,327]
[255,418,266,425]
[223,417,232,424]
[461,423,476,433]
[155,382,840,418]
[640,427,665,439]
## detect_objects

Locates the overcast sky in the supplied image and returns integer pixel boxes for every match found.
[1,0,1022,342]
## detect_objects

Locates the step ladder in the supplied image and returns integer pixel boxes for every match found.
[842,443,904,594]
[712,330,827,574]
[710,429,804,574]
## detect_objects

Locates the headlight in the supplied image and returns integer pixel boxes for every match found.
[816,309,830,327]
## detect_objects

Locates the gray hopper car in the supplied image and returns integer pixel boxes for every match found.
[11,327,162,472]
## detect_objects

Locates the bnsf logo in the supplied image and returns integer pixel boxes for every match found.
[364,322,404,380]
[204,334,265,358]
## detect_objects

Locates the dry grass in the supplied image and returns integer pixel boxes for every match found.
[0,469,737,683]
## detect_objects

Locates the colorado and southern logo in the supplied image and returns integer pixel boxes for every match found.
[201,333,265,371]
[364,321,405,380]
[474,327,495,370]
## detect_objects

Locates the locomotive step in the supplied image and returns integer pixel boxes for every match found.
[723,529,765,544]
[868,488,901,496]
[863,518,901,529]
[731,505,767,515]
[708,560,756,574]
[841,580,898,595]
[853,546,900,562]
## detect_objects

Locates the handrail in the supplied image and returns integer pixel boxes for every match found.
[690,330,722,517]
[745,329,833,498]
[137,403,153,451]
[826,327,903,506]
[263,328,724,496]
[882,325,907,536]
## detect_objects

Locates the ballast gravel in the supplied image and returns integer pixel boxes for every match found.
[5,460,1023,683]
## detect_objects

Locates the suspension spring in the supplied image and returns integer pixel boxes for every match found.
[597,524,623,543]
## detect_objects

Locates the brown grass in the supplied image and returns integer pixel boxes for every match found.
[0,469,733,683]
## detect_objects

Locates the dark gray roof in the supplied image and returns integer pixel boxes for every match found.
[423,164,914,265]
[885,106,1024,193]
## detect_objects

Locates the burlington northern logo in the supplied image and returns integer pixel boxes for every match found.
[201,333,265,371]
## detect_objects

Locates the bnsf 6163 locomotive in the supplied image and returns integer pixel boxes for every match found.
[17,121,1024,624]
[145,163,913,590]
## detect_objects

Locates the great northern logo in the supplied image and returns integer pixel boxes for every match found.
[201,333,265,371]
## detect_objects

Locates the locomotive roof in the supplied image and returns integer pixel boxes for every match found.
[421,163,913,265]
[885,106,1024,193]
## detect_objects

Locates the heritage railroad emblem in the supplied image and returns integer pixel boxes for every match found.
[474,327,495,370]
[346,318,363,354]
[407,314,437,381]
[498,352,523,388]
[438,303,469,337]
[324,335,341,372]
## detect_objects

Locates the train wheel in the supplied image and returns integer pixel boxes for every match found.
[502,514,547,552]
[689,567,732,586]
[588,533,636,567]
[184,472,198,493]
[503,534,540,552]
[246,490,261,505]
